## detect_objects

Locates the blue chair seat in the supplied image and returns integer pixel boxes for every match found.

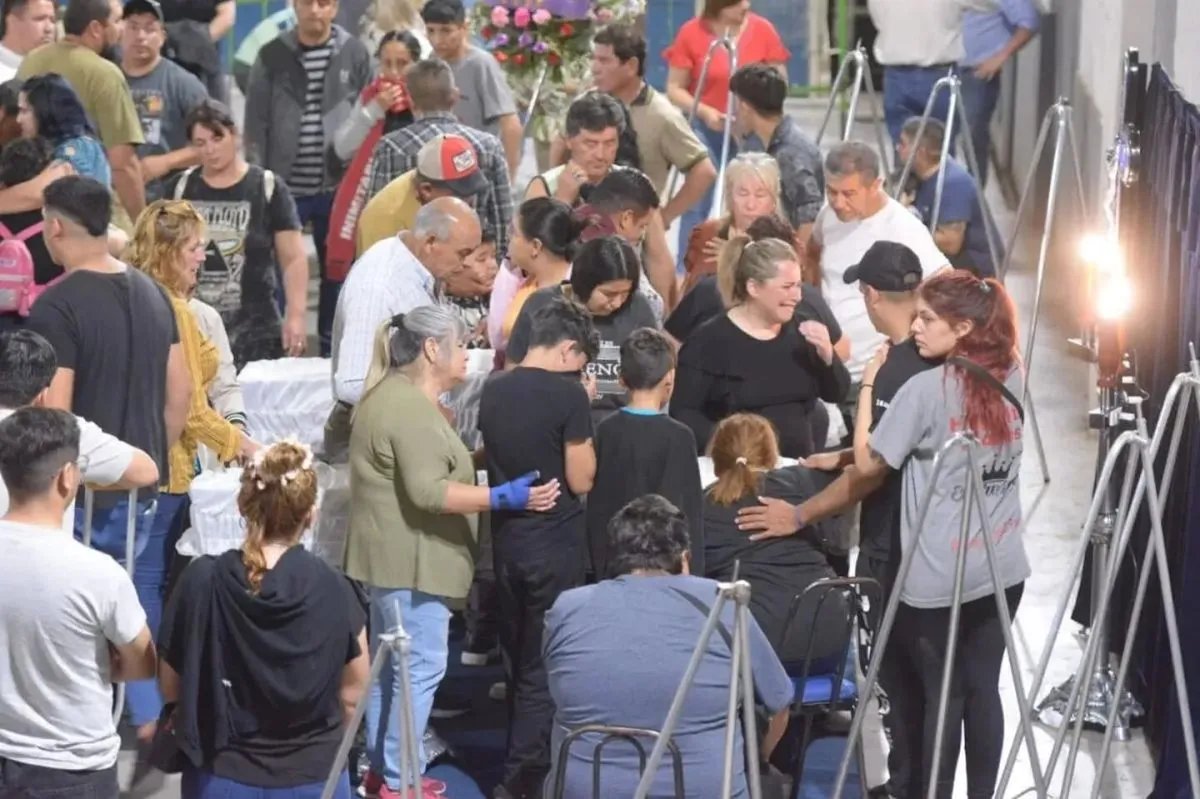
[793,673,859,706]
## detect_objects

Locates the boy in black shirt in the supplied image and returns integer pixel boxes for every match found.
[477,295,599,799]
[586,328,703,579]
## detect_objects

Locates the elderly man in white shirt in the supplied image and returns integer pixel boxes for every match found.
[867,0,999,148]
[324,196,482,458]
[806,142,949,386]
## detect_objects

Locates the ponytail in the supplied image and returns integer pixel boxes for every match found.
[705,413,781,507]
[236,438,318,594]
[716,234,752,308]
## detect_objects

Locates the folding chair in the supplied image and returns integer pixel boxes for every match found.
[782,576,882,798]
[550,724,685,799]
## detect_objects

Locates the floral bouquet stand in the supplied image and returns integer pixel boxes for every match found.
[473,0,644,166]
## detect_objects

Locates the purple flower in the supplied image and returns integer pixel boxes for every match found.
[493,32,510,46]
[532,40,548,53]
[518,31,534,47]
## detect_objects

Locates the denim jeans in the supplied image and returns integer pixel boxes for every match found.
[365,587,451,788]
[883,65,955,156]
[73,494,156,566]
[182,767,351,799]
[293,191,336,357]
[958,69,1002,186]
[676,118,736,270]
[0,757,118,799]
[125,493,190,727]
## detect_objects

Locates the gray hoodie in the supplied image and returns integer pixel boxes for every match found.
[243,25,371,191]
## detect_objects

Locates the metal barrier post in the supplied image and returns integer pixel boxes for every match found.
[521,62,550,135]
[814,44,891,175]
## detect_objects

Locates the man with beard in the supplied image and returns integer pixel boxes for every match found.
[19,0,147,222]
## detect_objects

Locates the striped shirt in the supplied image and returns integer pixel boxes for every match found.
[365,113,513,255]
[291,40,333,195]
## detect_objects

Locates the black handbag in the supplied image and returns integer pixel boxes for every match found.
[147,702,186,774]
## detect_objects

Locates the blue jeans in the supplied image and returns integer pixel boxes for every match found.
[293,191,336,357]
[676,118,737,270]
[181,768,351,799]
[958,69,1002,186]
[883,65,955,156]
[365,587,451,788]
[125,493,190,727]
[73,494,156,566]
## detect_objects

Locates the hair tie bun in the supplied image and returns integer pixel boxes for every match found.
[390,313,406,329]
[735,456,749,466]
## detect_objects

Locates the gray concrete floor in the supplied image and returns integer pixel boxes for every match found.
[118,94,1158,798]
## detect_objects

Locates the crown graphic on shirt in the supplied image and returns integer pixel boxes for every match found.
[981,457,1014,485]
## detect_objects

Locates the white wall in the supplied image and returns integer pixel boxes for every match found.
[1175,0,1200,99]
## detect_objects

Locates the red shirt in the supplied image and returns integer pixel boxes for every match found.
[663,13,790,114]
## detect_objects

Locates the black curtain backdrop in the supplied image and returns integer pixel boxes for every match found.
[1124,64,1200,799]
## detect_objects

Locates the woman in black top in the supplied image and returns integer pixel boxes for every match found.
[670,235,850,457]
[703,413,846,667]
[158,440,369,799]
[507,235,658,419]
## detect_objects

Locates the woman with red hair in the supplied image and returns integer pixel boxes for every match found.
[852,269,1029,799]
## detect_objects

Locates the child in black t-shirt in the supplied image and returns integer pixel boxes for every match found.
[586,328,704,579]
[476,295,600,797]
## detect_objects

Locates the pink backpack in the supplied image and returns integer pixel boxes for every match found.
[0,219,48,316]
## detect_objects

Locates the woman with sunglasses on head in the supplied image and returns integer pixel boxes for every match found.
[853,269,1028,799]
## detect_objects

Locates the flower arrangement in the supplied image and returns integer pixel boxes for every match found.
[473,0,643,144]
[473,0,642,78]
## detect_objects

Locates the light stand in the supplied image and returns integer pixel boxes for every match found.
[1033,320,1144,739]
[814,43,891,175]
[634,579,762,799]
[321,613,422,799]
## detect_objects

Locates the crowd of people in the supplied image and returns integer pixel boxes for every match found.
[0,0,1043,798]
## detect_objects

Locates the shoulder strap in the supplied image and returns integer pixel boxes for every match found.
[11,221,44,241]
[174,166,198,200]
[0,221,13,239]
[947,356,1024,424]
[263,169,276,203]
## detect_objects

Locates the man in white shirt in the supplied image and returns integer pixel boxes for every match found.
[0,0,55,81]
[808,141,948,385]
[0,406,157,798]
[867,0,998,148]
[0,330,159,527]
[325,196,481,457]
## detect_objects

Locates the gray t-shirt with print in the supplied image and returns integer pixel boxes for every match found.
[450,45,518,137]
[870,364,1030,608]
[126,59,209,199]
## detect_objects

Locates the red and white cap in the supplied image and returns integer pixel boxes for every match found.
[415,134,489,197]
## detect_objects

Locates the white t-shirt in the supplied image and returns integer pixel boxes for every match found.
[0,519,147,770]
[815,197,948,381]
[0,408,135,533]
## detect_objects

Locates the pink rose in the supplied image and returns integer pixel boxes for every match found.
[490,5,509,26]
[513,6,531,26]
[532,7,551,24]
[594,6,614,22]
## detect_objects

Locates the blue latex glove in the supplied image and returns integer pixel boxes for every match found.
[490,470,541,511]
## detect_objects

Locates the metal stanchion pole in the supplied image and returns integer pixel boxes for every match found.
[112,489,139,724]
[815,45,891,174]
[321,609,423,799]
[662,32,737,210]
[521,62,549,135]
[831,433,1044,797]
[634,579,761,799]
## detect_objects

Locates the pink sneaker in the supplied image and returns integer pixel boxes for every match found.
[377,777,449,799]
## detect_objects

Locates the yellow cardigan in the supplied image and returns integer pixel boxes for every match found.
[165,293,240,493]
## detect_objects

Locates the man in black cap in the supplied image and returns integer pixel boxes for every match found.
[736,239,938,797]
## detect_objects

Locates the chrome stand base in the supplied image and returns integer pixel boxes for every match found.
[1036,664,1144,741]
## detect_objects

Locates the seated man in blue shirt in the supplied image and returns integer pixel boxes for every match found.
[898,116,997,277]
[544,494,794,798]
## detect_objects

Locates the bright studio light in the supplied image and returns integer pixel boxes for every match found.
[1095,273,1133,321]
[1078,232,1123,274]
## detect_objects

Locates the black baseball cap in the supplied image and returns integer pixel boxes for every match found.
[123,0,164,21]
[843,241,923,291]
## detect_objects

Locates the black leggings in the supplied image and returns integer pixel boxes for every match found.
[889,583,1024,799]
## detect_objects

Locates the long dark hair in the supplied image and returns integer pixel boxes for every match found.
[516,197,587,262]
[569,235,640,307]
[21,74,97,144]
[920,269,1020,445]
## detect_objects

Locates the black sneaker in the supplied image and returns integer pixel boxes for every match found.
[429,691,471,719]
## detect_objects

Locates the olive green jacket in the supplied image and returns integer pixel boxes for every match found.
[344,374,479,602]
